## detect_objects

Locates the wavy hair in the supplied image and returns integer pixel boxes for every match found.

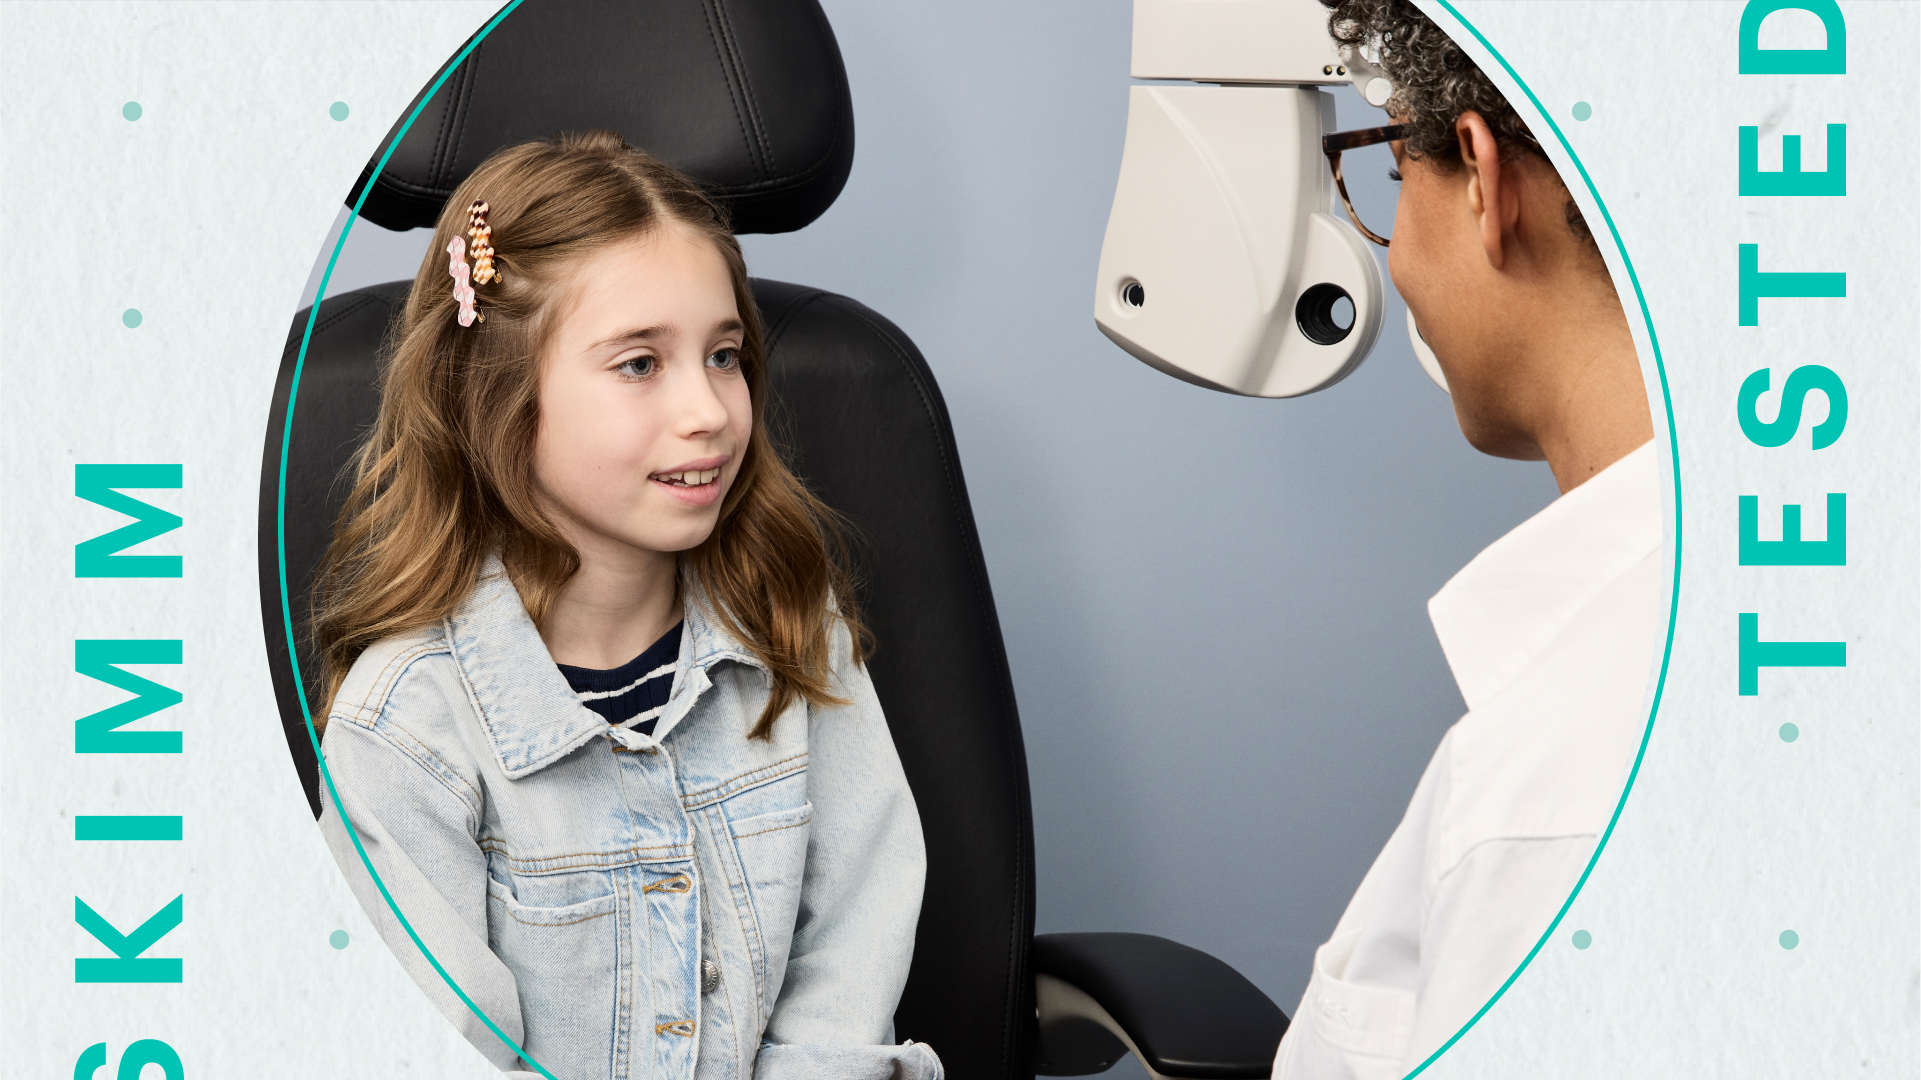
[313,130,866,737]
[1322,0,1596,249]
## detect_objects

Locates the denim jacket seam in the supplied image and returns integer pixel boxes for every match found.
[496,901,616,928]
[615,872,635,1080]
[441,613,531,776]
[372,709,486,827]
[330,638,447,730]
[729,816,811,842]
[695,858,750,1072]
[679,753,810,810]
[367,640,444,712]
[333,643,485,826]
[479,839,698,873]
[366,649,487,819]
[704,801,774,1020]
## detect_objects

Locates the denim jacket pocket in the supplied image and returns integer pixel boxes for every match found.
[728,802,814,913]
[724,801,814,1009]
[486,873,620,1077]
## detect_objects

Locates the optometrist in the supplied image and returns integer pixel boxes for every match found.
[1263,2,1667,1077]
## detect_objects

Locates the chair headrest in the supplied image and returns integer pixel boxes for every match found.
[348,0,854,234]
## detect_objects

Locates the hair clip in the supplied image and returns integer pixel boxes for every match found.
[467,200,501,285]
[447,236,482,326]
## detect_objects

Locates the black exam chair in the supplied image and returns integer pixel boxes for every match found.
[256,3,1289,1078]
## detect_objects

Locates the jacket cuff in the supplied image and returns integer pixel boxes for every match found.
[753,1040,943,1080]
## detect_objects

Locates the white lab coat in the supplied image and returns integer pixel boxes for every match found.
[1272,440,1667,1079]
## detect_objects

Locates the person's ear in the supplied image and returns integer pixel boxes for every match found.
[1457,111,1518,271]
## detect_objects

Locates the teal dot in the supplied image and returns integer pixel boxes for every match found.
[1779,930,1799,950]
[1572,101,1593,122]
[329,929,350,950]
[1571,930,1592,950]
[121,309,142,329]
[1779,723,1799,742]
[329,101,350,122]
[122,101,142,122]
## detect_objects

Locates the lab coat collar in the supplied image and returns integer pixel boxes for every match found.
[446,555,765,779]
[1427,440,1663,713]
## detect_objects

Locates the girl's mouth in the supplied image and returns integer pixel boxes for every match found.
[648,458,728,506]
[650,468,721,488]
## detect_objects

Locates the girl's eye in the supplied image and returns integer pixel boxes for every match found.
[707,348,741,371]
[1388,168,1403,183]
[616,355,658,380]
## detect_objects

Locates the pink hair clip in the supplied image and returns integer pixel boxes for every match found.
[446,236,481,326]
[446,199,502,327]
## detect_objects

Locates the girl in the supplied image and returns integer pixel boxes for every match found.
[313,130,938,1080]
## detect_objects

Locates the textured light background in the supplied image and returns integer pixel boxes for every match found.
[1,1,1913,1078]
[2,3,513,1076]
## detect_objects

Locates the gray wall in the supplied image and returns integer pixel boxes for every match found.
[299,1,1561,1070]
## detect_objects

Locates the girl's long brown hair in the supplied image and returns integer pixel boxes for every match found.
[313,130,866,737]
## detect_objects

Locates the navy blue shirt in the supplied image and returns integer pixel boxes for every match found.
[555,622,682,736]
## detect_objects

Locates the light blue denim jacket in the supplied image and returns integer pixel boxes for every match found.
[318,558,938,1080]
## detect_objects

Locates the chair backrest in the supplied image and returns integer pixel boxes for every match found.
[256,3,1037,1075]
[349,0,853,234]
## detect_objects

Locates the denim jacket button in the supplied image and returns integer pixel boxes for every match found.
[700,958,721,994]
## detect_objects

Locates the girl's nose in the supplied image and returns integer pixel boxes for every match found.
[670,359,733,436]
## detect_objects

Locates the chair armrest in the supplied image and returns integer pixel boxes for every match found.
[1033,932,1289,1080]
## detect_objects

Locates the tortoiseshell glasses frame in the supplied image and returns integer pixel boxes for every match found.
[1322,122,1408,246]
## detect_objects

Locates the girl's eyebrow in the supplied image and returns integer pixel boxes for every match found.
[590,318,744,350]
[590,324,669,349]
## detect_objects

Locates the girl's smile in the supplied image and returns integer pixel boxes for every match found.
[649,454,730,505]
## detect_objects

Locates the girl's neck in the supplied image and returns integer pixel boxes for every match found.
[537,544,684,670]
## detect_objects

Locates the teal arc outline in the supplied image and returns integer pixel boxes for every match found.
[272,2,556,1077]
[1399,3,1684,1077]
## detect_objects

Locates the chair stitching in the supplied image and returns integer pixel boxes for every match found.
[710,0,775,175]
[699,3,849,195]
[430,50,471,191]
[302,293,378,341]
[700,0,765,179]
[446,42,482,193]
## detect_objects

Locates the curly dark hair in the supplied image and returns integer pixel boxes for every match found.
[1322,0,1595,249]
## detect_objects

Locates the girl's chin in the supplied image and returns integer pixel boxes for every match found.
[590,521,719,563]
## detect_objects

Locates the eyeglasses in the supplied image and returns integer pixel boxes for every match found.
[1322,123,1408,246]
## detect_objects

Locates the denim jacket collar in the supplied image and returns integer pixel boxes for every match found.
[446,556,765,779]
